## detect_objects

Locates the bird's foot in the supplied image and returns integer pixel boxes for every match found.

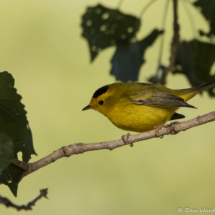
[154,122,166,138]
[122,133,133,147]
[154,121,179,137]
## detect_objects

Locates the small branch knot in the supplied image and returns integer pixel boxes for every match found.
[77,143,84,154]
[197,116,203,124]
[61,146,70,157]
[109,146,113,151]
[40,189,48,199]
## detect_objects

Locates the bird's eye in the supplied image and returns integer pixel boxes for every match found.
[99,100,104,105]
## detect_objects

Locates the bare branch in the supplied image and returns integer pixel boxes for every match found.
[1,111,215,184]
[0,188,48,211]
[12,111,215,181]
[11,158,29,171]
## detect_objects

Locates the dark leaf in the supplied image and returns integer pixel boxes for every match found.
[193,0,215,36]
[0,71,36,160]
[110,29,163,82]
[0,133,14,175]
[0,71,36,196]
[173,40,215,96]
[0,163,25,197]
[81,4,140,61]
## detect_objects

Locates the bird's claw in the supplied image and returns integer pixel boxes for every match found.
[122,133,133,147]
[154,121,179,137]
[154,122,165,138]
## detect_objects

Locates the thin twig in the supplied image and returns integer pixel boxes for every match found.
[5,111,215,182]
[117,0,124,9]
[157,0,170,74]
[11,158,29,171]
[161,0,180,85]
[133,0,158,42]
[148,0,170,84]
[139,0,158,17]
[0,189,48,211]
[181,0,198,39]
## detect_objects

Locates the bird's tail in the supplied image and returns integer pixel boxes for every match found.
[194,82,215,92]
[178,81,215,102]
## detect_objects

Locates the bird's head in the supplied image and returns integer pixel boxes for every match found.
[82,84,116,116]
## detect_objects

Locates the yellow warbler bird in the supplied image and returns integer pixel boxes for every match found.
[82,82,215,132]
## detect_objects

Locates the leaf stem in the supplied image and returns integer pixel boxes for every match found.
[161,0,180,85]
[139,0,158,17]
[156,0,170,77]
[117,0,124,9]
[181,0,198,39]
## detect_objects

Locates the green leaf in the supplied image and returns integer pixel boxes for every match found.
[0,71,36,161]
[193,0,215,37]
[81,4,140,62]
[110,29,163,82]
[0,133,14,175]
[173,40,215,96]
[0,71,36,196]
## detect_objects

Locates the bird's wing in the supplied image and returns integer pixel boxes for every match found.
[130,87,196,108]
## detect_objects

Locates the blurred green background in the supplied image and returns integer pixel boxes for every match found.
[1,0,215,214]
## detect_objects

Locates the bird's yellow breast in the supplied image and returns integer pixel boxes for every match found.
[107,99,178,132]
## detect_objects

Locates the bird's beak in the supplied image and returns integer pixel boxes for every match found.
[82,105,92,111]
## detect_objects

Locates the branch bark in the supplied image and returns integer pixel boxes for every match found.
[2,111,215,183]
